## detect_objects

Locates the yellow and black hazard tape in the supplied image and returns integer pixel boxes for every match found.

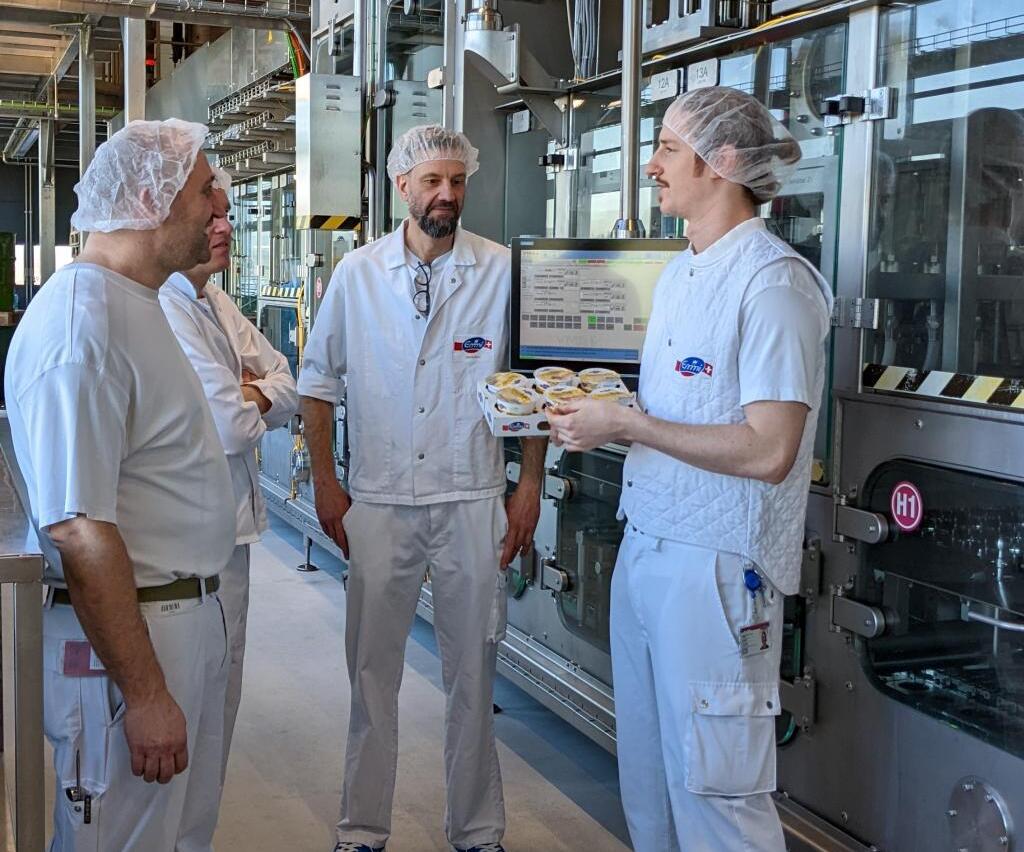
[260,285,303,299]
[296,214,360,231]
[862,363,1024,409]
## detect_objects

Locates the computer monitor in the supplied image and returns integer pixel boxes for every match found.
[510,237,687,376]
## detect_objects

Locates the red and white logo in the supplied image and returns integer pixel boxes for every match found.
[890,481,924,533]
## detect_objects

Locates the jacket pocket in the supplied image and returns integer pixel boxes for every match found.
[684,681,780,796]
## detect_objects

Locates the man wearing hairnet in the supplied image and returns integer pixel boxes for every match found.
[548,87,833,851]
[299,125,545,852]
[159,166,297,785]
[4,119,237,851]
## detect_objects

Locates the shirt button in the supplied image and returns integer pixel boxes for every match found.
[700,698,709,709]
[626,479,633,487]
[419,358,426,366]
[689,268,695,277]
[418,406,425,414]
[415,314,422,320]
[417,453,425,460]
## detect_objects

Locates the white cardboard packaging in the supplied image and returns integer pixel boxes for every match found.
[477,378,635,438]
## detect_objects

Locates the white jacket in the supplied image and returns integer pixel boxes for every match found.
[297,223,509,505]
[160,274,298,544]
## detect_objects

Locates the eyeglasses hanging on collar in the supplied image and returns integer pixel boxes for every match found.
[414,261,431,317]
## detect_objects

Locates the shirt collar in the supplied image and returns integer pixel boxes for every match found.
[689,217,765,268]
[382,219,477,270]
[163,271,201,301]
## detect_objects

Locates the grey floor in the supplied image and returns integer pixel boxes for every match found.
[42,515,630,851]
[217,516,631,851]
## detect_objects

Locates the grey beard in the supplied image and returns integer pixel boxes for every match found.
[417,209,458,238]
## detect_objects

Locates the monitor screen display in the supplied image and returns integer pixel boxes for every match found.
[511,238,687,375]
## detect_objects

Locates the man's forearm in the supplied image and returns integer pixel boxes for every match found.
[624,410,794,484]
[302,395,338,485]
[52,520,166,705]
[518,437,547,488]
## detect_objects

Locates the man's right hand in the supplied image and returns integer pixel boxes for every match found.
[124,689,189,784]
[314,477,352,558]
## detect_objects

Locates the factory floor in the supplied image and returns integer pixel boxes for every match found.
[45,515,631,852]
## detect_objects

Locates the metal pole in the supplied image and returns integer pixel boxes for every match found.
[612,0,645,237]
[122,18,146,122]
[22,164,32,301]
[37,117,55,286]
[79,25,96,251]
[441,0,458,128]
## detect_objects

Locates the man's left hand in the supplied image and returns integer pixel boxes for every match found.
[501,482,541,569]
[547,397,635,452]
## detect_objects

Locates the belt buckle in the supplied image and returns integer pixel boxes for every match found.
[199,577,207,603]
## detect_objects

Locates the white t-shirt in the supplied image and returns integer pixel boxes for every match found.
[4,262,237,587]
[737,263,831,409]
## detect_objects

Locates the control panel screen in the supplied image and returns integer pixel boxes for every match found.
[511,238,687,375]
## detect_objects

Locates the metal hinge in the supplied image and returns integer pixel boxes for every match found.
[779,672,816,732]
[831,590,887,638]
[834,502,889,544]
[821,87,897,127]
[800,538,822,601]
[831,297,880,330]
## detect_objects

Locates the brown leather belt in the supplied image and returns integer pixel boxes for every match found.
[49,575,220,607]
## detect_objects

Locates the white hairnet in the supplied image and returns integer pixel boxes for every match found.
[662,87,801,202]
[71,118,209,233]
[211,164,232,195]
[386,124,480,181]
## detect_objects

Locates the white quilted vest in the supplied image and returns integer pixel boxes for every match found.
[619,219,832,595]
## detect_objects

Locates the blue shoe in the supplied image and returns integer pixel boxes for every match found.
[459,845,505,852]
[333,844,382,852]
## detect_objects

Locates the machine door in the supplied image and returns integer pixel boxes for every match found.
[859,460,1024,760]
[550,449,626,653]
[864,0,1024,403]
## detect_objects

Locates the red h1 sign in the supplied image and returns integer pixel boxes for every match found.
[890,481,924,532]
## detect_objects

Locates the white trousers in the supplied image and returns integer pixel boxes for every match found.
[336,497,508,851]
[218,543,251,780]
[611,528,787,852]
[43,594,228,852]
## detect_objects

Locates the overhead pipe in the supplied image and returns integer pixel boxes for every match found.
[0,0,308,31]
[612,0,644,237]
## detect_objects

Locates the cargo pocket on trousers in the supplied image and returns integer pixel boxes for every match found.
[486,570,509,644]
[684,681,780,796]
[44,637,117,848]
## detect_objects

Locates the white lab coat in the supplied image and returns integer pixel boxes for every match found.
[297,223,508,505]
[298,223,512,850]
[160,274,298,544]
[160,273,297,780]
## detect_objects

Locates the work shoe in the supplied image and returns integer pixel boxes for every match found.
[459,845,505,852]
[333,844,382,852]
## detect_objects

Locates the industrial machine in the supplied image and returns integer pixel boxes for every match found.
[144,0,1024,848]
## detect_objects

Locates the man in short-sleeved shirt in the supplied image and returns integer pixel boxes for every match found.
[4,120,237,852]
[548,88,832,852]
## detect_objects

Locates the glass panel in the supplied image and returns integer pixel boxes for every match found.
[228,178,269,318]
[867,0,1024,382]
[380,2,444,233]
[271,174,302,288]
[861,460,1024,759]
[553,449,626,652]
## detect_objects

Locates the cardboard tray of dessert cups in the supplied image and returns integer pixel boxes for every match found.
[477,371,635,438]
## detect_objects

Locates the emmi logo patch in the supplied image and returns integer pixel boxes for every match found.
[502,421,529,432]
[675,357,713,378]
[454,336,493,355]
